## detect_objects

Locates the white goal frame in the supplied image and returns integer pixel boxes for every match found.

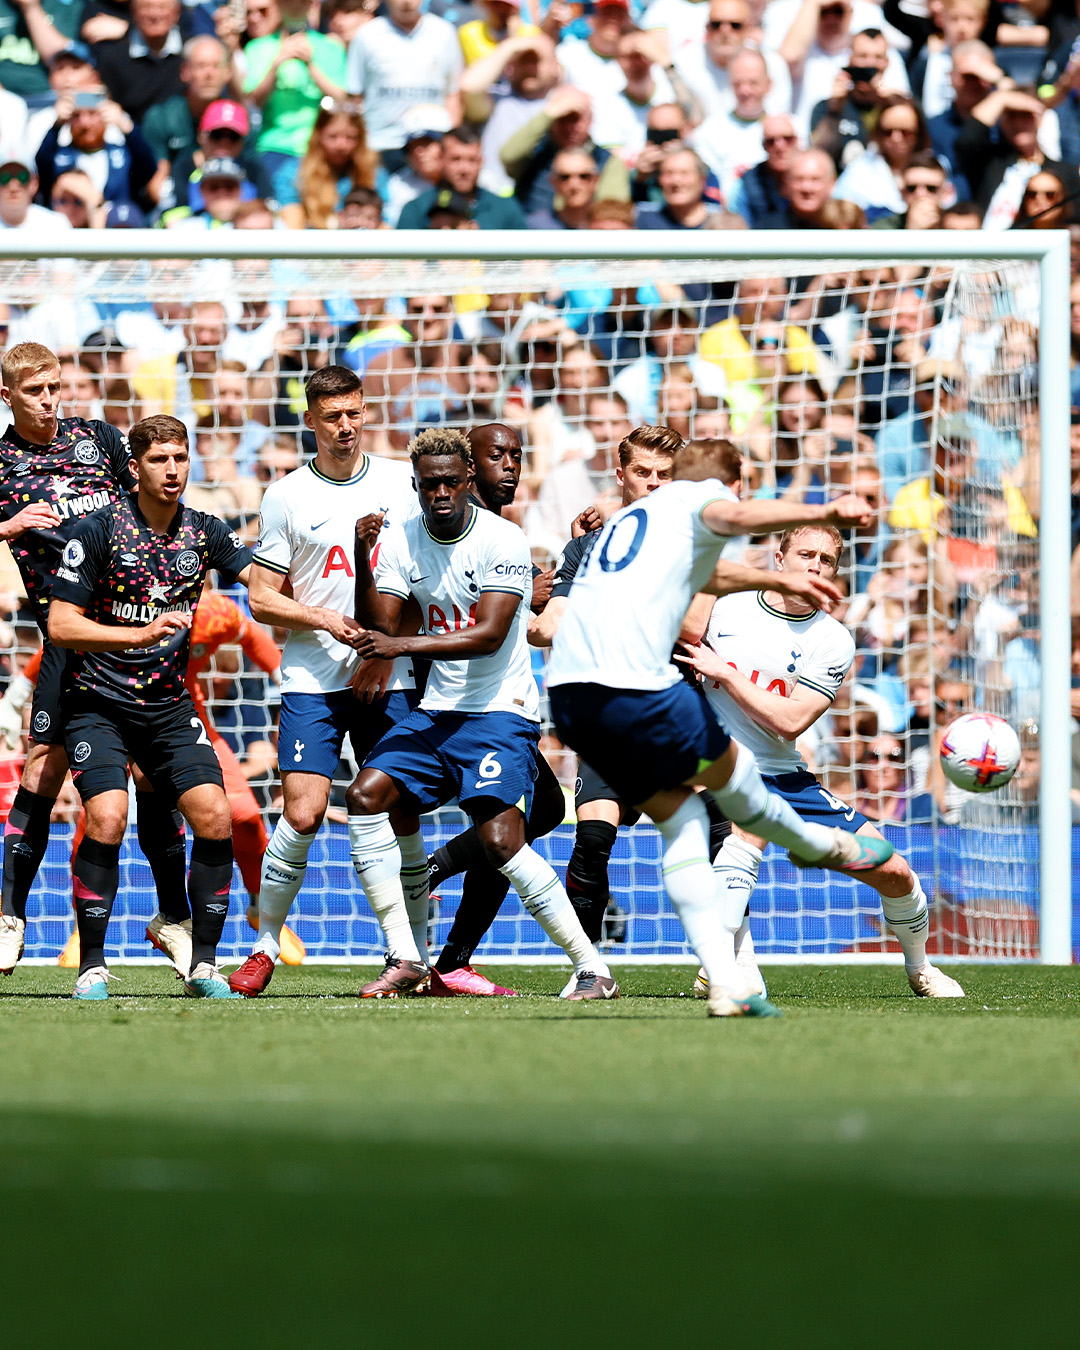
[0,229,1071,965]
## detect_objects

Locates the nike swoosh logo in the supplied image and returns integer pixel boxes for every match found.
[474,778,501,789]
[310,519,331,530]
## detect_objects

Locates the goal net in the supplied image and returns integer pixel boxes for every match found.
[0,234,1069,965]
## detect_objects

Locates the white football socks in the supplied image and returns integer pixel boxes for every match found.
[709,744,833,860]
[348,813,421,963]
[713,833,764,933]
[498,844,610,977]
[397,828,431,959]
[254,818,314,962]
[880,874,930,974]
[655,795,747,999]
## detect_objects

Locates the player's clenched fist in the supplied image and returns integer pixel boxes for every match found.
[823,493,875,530]
[354,629,401,661]
[354,513,385,549]
[136,612,192,647]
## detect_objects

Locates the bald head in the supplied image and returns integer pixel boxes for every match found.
[468,422,522,511]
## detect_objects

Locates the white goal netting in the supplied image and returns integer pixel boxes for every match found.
[0,244,1060,964]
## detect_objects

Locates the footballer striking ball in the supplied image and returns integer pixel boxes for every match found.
[939,713,1021,793]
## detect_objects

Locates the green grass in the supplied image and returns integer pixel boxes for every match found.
[5,964,1080,1347]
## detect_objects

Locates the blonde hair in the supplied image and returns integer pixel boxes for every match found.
[298,108,377,230]
[1,341,59,388]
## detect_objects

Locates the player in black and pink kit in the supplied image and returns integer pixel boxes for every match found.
[0,343,188,979]
[48,414,253,1000]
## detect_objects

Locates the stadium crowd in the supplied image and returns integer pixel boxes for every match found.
[0,0,1074,832]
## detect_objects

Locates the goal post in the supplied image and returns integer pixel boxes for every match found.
[0,229,1071,965]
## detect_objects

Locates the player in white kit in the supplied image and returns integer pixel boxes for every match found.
[678,524,965,1000]
[547,438,894,1018]
[229,365,422,997]
[346,428,618,1000]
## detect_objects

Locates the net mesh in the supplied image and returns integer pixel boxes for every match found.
[0,249,1044,963]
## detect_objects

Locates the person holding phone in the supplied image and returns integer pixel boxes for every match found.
[34,82,161,214]
[808,26,893,168]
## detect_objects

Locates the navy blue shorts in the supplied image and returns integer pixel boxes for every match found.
[364,707,540,817]
[550,681,731,806]
[761,770,868,833]
[29,641,76,747]
[278,688,419,779]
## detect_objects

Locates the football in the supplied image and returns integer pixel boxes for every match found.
[939,713,1021,793]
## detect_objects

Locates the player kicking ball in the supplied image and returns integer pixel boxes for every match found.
[547,438,894,1019]
[677,525,964,1000]
[48,416,253,1000]
[348,428,618,1000]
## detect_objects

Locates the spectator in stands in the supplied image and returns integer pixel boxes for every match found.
[35,83,161,213]
[910,0,995,119]
[1011,166,1070,226]
[499,83,630,216]
[727,112,800,224]
[0,0,84,98]
[636,143,714,227]
[397,122,527,229]
[23,45,101,158]
[1038,14,1080,164]
[674,0,792,120]
[339,186,384,229]
[324,0,378,47]
[779,2,911,133]
[847,532,937,674]
[613,301,727,424]
[346,0,463,164]
[809,26,892,168]
[196,360,271,473]
[771,376,833,503]
[760,144,836,226]
[532,390,633,552]
[0,153,69,233]
[281,103,377,228]
[140,35,234,169]
[927,39,1009,200]
[555,0,636,109]
[873,152,950,228]
[527,148,601,228]
[48,169,105,229]
[383,105,450,226]
[91,0,188,124]
[187,420,264,539]
[164,154,246,228]
[699,274,819,390]
[855,734,924,824]
[877,358,1019,502]
[244,0,349,203]
[957,85,1080,227]
[526,343,603,483]
[462,34,560,192]
[59,356,102,420]
[832,95,934,224]
[159,100,274,221]
[600,25,701,158]
[364,292,466,448]
[459,0,543,67]
[692,47,770,199]
[631,102,719,206]
[942,198,984,226]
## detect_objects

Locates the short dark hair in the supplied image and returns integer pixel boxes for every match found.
[343,186,382,211]
[904,150,945,177]
[445,122,482,146]
[305,364,363,406]
[129,414,188,460]
[408,426,473,470]
[618,424,683,468]
[944,198,982,221]
[673,438,742,487]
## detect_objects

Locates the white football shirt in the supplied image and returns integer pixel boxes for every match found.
[375,504,539,721]
[253,456,419,695]
[699,590,855,775]
[547,477,739,692]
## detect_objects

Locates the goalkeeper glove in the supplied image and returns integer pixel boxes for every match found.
[0,673,33,752]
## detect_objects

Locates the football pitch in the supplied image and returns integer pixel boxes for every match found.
[5,963,1079,1346]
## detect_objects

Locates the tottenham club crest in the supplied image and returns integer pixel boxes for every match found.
[74,441,99,465]
[33,711,50,734]
[73,741,92,764]
[62,540,85,569]
[176,549,200,578]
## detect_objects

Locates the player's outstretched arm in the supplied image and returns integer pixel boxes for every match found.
[354,589,519,662]
[701,561,843,611]
[248,562,358,645]
[527,595,567,647]
[701,493,874,541]
[48,600,191,653]
[676,643,833,741]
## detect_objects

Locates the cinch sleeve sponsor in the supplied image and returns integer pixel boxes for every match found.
[479,529,530,596]
[797,625,856,701]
